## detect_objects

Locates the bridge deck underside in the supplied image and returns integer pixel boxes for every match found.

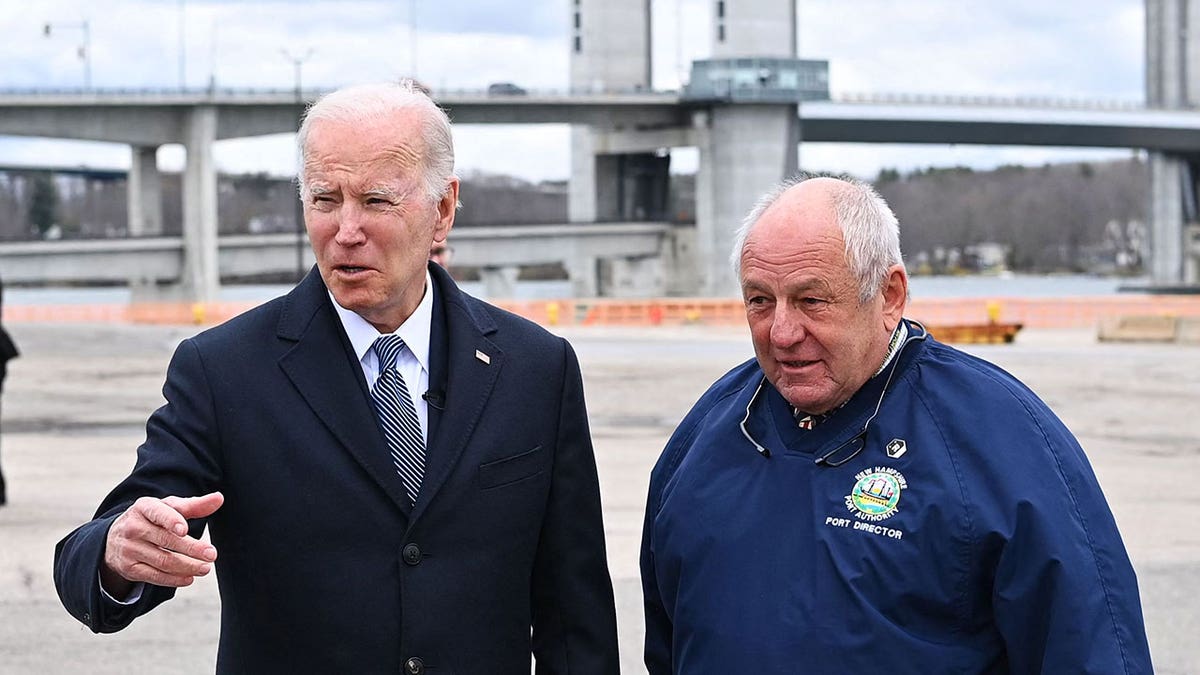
[799,118,1200,151]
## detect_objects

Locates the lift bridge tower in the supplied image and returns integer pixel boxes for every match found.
[567,0,667,296]
[692,0,805,296]
[1147,0,1200,285]
[568,0,656,231]
[569,0,824,296]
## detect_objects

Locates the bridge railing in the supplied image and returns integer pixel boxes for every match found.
[0,85,680,103]
[831,91,1149,111]
[0,86,1163,111]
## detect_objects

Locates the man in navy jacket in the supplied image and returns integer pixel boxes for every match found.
[641,176,1152,673]
[55,81,619,674]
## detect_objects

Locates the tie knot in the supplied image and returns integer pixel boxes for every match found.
[372,335,407,370]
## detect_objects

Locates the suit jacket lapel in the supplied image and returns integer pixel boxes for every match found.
[411,264,503,522]
[425,276,448,443]
[276,268,413,515]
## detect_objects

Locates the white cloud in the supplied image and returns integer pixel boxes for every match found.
[801,0,1141,100]
[0,0,1147,182]
[209,126,573,183]
[0,136,131,168]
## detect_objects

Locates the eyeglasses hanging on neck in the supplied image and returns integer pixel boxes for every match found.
[739,321,928,466]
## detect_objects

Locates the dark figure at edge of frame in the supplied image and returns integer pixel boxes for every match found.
[0,272,19,506]
[641,175,1153,674]
[54,81,619,674]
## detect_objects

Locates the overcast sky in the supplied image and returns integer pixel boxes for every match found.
[0,0,1145,181]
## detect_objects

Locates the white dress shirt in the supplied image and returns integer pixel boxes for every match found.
[329,270,435,442]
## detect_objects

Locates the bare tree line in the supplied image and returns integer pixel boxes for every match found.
[0,169,572,241]
[874,158,1148,274]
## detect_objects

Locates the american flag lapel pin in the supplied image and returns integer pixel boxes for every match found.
[475,349,491,365]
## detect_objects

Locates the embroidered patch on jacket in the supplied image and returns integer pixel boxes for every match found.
[845,466,908,522]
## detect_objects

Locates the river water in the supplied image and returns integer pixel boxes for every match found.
[2,274,1149,306]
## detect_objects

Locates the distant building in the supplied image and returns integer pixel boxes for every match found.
[963,242,1010,273]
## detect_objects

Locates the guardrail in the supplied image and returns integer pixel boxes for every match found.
[0,86,1162,111]
[0,86,678,101]
[830,91,1151,111]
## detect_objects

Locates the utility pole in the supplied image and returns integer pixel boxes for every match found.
[281,48,315,282]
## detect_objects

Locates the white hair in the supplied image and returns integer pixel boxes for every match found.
[730,174,903,303]
[296,80,457,203]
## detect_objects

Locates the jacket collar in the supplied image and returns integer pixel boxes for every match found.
[748,319,929,460]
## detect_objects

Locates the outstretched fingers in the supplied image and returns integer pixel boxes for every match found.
[163,492,224,523]
[117,539,214,588]
[103,494,223,589]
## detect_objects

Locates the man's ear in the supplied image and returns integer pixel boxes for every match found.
[433,177,460,242]
[880,264,908,331]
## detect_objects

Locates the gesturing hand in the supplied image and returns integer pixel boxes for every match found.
[101,492,224,597]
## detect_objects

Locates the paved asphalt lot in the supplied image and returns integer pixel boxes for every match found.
[0,321,1196,673]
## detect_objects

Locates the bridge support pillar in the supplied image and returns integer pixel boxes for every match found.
[1149,153,1188,283]
[569,128,602,222]
[663,225,698,296]
[694,105,799,296]
[566,255,599,298]
[1189,224,1200,282]
[599,256,664,297]
[1146,0,1199,285]
[127,145,163,236]
[480,265,520,299]
[181,106,220,303]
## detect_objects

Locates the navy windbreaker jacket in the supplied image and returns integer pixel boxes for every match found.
[641,321,1152,674]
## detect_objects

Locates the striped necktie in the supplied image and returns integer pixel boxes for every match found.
[370,335,426,504]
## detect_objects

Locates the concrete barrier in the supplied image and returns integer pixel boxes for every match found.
[1176,317,1200,344]
[1,301,257,325]
[1097,315,1180,343]
[7,296,1200,341]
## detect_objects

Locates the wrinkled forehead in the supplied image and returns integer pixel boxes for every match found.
[305,114,427,172]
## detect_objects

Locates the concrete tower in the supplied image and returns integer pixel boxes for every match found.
[711,0,797,58]
[568,0,671,296]
[694,0,801,295]
[1146,0,1200,284]
[569,0,651,93]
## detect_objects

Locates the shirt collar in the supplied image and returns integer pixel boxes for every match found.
[328,270,434,375]
[873,321,909,377]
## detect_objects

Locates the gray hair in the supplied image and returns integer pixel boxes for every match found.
[296,80,457,203]
[729,173,903,303]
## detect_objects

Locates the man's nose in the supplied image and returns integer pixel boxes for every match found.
[770,305,807,348]
[333,207,367,246]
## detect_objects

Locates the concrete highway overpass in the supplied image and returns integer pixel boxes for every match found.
[2,88,1199,298]
[0,222,678,299]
